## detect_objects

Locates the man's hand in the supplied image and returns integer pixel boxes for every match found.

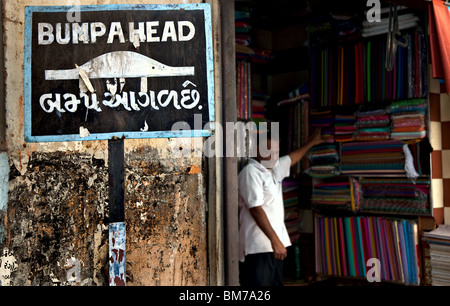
[271,238,287,260]
[309,128,327,147]
[288,128,326,167]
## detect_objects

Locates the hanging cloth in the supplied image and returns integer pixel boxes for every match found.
[403,144,419,182]
[429,0,450,94]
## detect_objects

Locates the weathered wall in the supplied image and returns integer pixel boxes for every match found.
[6,152,109,285]
[0,0,214,286]
[124,139,207,285]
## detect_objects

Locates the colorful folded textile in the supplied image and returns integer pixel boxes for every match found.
[340,140,405,175]
[306,143,340,178]
[235,9,251,34]
[306,164,341,178]
[389,99,427,140]
[311,178,360,212]
[311,109,334,128]
[355,114,390,128]
[234,9,270,64]
[315,215,421,284]
[236,33,251,46]
[391,131,427,140]
[312,181,352,210]
[252,96,266,120]
[321,128,335,142]
[388,98,427,114]
[334,113,356,142]
[283,179,301,242]
[310,29,427,107]
[391,126,426,133]
[309,109,336,142]
[355,109,387,117]
[353,127,391,141]
[352,107,391,141]
[307,144,339,164]
[359,178,430,214]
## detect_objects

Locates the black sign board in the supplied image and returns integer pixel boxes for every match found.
[24,4,214,142]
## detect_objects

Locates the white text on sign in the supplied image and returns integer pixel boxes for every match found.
[38,21,196,45]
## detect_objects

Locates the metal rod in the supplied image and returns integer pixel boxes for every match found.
[108,138,126,286]
[108,138,125,223]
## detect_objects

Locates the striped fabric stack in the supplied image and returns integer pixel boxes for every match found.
[340,140,405,175]
[359,178,430,214]
[353,108,391,141]
[305,144,340,178]
[283,179,301,242]
[312,181,352,211]
[389,99,427,140]
[334,113,356,143]
[235,10,251,47]
[310,109,334,143]
[311,178,360,212]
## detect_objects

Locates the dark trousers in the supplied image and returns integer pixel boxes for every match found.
[239,252,284,286]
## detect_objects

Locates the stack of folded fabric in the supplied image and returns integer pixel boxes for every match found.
[251,91,267,122]
[235,10,251,45]
[340,140,405,175]
[310,109,334,142]
[389,99,427,140]
[234,8,270,64]
[305,144,340,178]
[235,9,253,61]
[353,108,391,141]
[359,178,430,214]
[311,178,360,212]
[250,47,271,64]
[334,113,356,142]
[312,181,351,211]
[283,179,301,242]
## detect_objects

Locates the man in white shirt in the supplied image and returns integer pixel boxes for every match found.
[238,129,325,286]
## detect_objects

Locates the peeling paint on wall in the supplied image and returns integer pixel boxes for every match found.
[65,257,82,284]
[124,144,207,286]
[6,152,109,285]
[0,248,17,286]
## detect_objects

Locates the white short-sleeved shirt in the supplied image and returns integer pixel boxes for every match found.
[238,155,292,262]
